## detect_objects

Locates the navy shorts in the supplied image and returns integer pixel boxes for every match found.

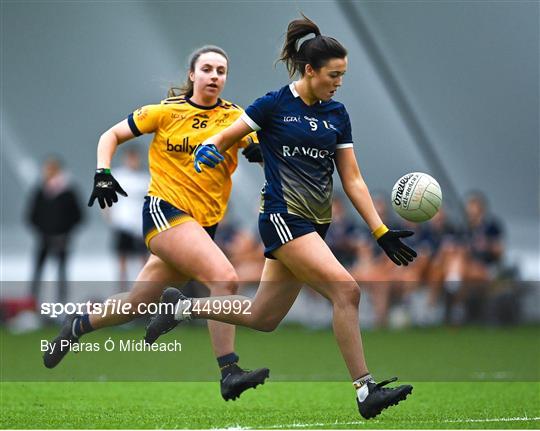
[258,212,330,259]
[142,196,217,248]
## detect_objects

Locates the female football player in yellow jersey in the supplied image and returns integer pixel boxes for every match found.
[43,45,269,401]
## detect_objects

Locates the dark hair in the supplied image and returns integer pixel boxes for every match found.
[168,45,229,98]
[279,14,347,78]
[466,190,488,208]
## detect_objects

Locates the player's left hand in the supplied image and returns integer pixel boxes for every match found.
[376,229,417,266]
[193,143,224,173]
[242,142,263,163]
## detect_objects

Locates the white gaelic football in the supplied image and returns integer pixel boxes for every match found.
[391,172,442,222]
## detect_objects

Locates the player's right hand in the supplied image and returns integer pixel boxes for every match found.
[88,168,128,209]
[193,143,224,173]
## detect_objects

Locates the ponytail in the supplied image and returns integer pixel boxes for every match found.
[279,14,347,78]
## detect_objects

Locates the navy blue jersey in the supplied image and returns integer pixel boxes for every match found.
[468,218,503,264]
[242,83,353,224]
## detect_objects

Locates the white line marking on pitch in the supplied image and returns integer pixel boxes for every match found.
[259,415,540,429]
[265,421,365,429]
[442,416,540,424]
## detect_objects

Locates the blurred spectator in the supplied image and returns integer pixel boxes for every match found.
[106,146,149,290]
[395,218,433,284]
[424,207,463,307]
[26,156,83,307]
[425,193,505,324]
[465,191,504,272]
[455,191,505,322]
[325,195,361,268]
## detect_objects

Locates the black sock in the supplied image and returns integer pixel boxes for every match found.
[73,314,94,337]
[217,352,240,378]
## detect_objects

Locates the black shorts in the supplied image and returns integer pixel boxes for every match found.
[142,196,217,248]
[113,230,147,256]
[258,212,330,259]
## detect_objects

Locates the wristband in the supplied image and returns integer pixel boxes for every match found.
[96,168,111,174]
[372,224,389,240]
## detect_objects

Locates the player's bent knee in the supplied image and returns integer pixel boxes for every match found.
[332,283,361,308]
[206,266,239,294]
[221,273,240,294]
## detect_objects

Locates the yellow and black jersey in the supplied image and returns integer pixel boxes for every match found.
[127,96,257,227]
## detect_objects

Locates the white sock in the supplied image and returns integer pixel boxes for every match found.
[71,317,79,338]
[173,298,192,322]
[353,373,374,402]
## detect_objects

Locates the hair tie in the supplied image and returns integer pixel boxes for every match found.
[298,33,319,51]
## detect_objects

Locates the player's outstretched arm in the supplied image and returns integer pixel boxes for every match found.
[88,119,134,208]
[335,148,383,230]
[213,117,254,153]
[335,148,417,266]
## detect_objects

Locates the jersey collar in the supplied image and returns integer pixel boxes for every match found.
[289,82,323,105]
[289,82,300,98]
[186,97,222,110]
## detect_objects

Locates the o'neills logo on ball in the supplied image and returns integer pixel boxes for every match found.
[394,174,415,207]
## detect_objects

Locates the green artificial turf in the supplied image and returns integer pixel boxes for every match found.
[1,325,539,381]
[1,325,539,428]
[1,382,539,429]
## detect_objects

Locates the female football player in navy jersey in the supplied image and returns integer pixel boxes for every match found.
[147,16,417,419]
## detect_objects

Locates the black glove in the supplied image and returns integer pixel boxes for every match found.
[242,142,263,163]
[88,168,127,209]
[376,228,417,266]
